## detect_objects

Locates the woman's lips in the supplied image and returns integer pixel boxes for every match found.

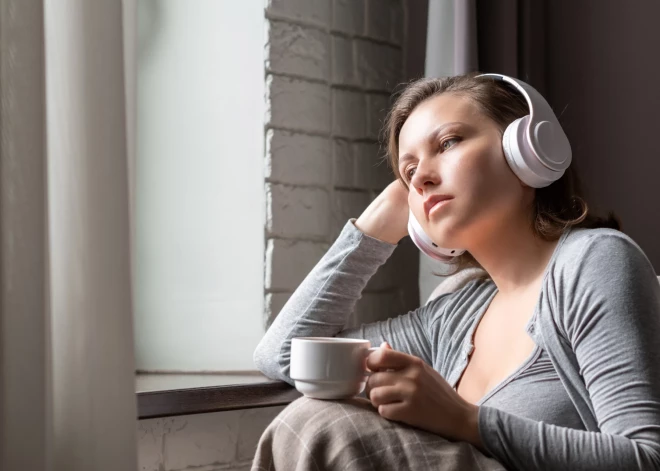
[424,195,454,218]
[427,198,452,218]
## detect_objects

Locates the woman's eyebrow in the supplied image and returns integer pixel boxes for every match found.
[427,121,464,142]
[399,121,465,166]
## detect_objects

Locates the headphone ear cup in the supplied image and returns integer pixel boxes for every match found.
[503,115,567,188]
[479,73,572,187]
[407,210,465,262]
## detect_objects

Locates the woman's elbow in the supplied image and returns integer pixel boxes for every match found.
[253,339,271,375]
[253,339,294,385]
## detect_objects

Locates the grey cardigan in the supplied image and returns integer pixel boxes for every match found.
[254,219,660,470]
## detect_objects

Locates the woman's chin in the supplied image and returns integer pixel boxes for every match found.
[427,223,462,250]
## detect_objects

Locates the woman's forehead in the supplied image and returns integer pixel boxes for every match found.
[399,94,484,147]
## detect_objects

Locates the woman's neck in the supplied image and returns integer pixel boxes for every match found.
[467,216,560,296]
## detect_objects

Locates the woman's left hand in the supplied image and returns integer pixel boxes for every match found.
[365,343,482,446]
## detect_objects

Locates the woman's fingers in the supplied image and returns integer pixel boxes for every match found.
[364,370,396,399]
[366,370,398,388]
[377,401,407,422]
[366,347,421,372]
[368,385,403,408]
[365,370,416,403]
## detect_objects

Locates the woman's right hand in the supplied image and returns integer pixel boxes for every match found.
[354,180,410,245]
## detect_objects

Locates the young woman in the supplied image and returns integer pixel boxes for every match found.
[252,73,660,470]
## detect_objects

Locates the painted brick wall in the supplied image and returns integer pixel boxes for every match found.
[137,1,422,469]
[264,0,420,330]
[138,406,286,471]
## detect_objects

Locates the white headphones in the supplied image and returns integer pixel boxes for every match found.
[407,73,572,262]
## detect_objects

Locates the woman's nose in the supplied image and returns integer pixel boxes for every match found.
[410,160,440,195]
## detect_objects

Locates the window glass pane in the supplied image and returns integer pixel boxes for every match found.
[134,0,265,371]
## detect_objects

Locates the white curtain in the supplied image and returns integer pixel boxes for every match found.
[0,1,138,469]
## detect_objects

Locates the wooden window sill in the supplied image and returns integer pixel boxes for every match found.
[136,372,301,419]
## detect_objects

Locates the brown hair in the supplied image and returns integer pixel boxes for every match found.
[382,72,621,272]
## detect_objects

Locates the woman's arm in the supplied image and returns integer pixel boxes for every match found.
[476,231,660,470]
[254,180,441,385]
[253,217,440,385]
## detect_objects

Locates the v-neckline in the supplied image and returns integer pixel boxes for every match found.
[453,226,574,406]
[475,343,542,406]
[453,289,540,407]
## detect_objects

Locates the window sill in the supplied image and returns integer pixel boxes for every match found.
[136,373,301,419]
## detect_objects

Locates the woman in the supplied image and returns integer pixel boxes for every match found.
[252,73,660,470]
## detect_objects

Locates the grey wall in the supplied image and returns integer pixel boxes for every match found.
[545,1,660,272]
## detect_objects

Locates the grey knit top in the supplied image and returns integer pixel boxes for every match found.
[254,219,660,470]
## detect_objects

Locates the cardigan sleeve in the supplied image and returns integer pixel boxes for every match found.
[253,219,441,385]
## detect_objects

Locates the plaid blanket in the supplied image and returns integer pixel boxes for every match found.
[251,396,506,471]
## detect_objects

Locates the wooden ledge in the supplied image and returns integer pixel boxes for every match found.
[136,373,301,419]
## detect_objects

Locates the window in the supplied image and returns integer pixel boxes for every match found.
[133,0,265,372]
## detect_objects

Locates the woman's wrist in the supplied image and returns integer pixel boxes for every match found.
[353,217,399,245]
[459,404,486,452]
[354,203,407,245]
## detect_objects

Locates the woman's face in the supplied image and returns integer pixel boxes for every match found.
[398,92,532,250]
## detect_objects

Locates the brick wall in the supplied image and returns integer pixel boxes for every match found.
[138,406,286,471]
[264,0,420,330]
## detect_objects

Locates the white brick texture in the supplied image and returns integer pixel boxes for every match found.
[266,75,330,133]
[332,88,367,138]
[331,190,372,239]
[365,0,404,44]
[331,36,358,85]
[333,0,365,35]
[354,141,392,190]
[356,39,402,90]
[265,238,329,291]
[333,138,354,187]
[366,93,391,139]
[267,0,331,27]
[266,129,331,186]
[138,407,285,471]
[266,183,330,239]
[265,0,412,327]
[266,20,330,80]
[265,292,292,326]
[163,413,238,469]
[138,414,238,470]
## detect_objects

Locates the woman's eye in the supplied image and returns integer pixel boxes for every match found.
[441,137,459,151]
[405,167,416,180]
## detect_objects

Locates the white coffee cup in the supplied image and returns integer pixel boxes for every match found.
[290,337,380,400]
